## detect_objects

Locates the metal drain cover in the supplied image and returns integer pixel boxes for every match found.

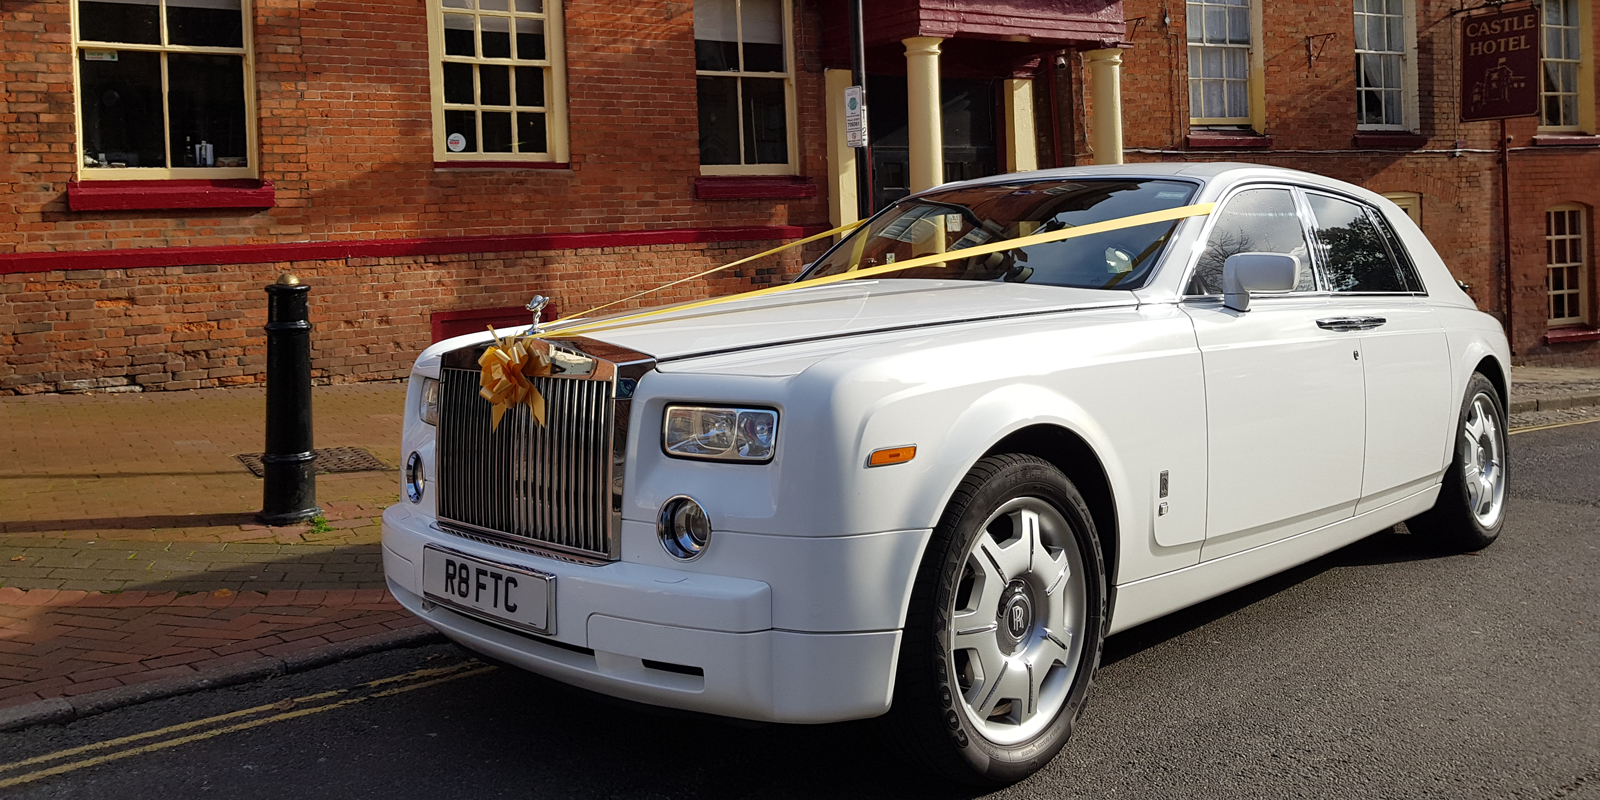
[236,447,390,477]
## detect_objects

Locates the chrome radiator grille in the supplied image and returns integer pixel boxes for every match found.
[435,366,616,560]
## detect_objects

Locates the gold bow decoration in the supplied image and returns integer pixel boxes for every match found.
[477,327,552,430]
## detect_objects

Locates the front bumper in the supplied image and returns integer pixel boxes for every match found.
[382,504,904,723]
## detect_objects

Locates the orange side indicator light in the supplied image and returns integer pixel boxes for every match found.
[868,445,917,468]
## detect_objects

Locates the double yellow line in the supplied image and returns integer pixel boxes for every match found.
[0,662,495,789]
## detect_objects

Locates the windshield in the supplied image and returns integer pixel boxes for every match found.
[801,178,1199,290]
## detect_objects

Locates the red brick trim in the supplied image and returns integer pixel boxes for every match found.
[1545,327,1600,343]
[431,160,573,170]
[431,304,559,342]
[1531,133,1600,147]
[67,180,277,212]
[0,224,828,275]
[1352,133,1429,149]
[1186,131,1272,149]
[694,176,819,199]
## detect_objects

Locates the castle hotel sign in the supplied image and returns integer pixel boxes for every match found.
[1460,5,1541,122]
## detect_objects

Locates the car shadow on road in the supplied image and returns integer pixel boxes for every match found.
[1103,526,1450,668]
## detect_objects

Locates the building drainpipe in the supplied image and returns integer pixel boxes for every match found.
[1085,48,1124,165]
[903,36,945,193]
[1500,119,1515,355]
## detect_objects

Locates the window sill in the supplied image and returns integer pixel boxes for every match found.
[694,176,818,200]
[67,180,276,212]
[1353,132,1428,149]
[432,161,572,171]
[1545,327,1600,344]
[1186,131,1272,149]
[1532,133,1600,147]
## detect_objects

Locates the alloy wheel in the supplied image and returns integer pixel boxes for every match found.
[946,496,1087,746]
[1462,391,1507,528]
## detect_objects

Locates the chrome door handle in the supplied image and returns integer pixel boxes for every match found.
[1316,316,1387,331]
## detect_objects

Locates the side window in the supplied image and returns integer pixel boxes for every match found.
[1306,194,1411,293]
[1188,188,1315,295]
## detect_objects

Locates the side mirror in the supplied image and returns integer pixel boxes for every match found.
[1222,252,1299,312]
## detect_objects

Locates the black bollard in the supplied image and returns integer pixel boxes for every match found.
[258,273,321,525]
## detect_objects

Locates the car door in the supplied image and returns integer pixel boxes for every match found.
[1302,191,1455,513]
[1181,186,1368,560]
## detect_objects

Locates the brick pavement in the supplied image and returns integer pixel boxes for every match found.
[0,382,419,712]
[0,371,1596,718]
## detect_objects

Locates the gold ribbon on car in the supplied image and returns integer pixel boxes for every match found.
[477,201,1217,429]
[477,327,552,430]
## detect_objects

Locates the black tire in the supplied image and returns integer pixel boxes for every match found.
[1407,372,1508,553]
[884,453,1106,786]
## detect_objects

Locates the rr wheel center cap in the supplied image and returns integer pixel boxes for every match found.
[998,581,1033,651]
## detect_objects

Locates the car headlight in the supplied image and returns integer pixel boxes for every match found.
[662,405,778,462]
[419,378,440,426]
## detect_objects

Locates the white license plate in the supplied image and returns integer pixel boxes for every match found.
[422,546,554,635]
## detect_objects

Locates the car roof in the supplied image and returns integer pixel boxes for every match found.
[923,162,1389,206]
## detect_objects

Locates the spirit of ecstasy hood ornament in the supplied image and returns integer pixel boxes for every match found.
[525,295,550,334]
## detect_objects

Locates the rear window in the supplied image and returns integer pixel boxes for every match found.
[801,178,1200,291]
[1306,193,1422,293]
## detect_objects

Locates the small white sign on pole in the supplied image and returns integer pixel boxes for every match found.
[844,86,868,148]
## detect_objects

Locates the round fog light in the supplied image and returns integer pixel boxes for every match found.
[658,496,711,560]
[405,451,426,503]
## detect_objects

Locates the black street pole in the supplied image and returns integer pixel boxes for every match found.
[849,0,872,220]
[258,273,321,525]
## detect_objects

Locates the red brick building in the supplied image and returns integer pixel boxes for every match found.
[1,0,1596,395]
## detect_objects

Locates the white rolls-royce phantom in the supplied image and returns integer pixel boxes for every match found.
[382,163,1510,785]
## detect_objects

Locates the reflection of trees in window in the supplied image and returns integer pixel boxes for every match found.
[1188,188,1312,294]
[1307,195,1405,292]
[1190,229,1257,294]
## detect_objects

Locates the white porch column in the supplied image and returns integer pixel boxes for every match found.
[902,36,945,193]
[1085,48,1124,165]
[824,68,859,230]
[1003,78,1038,173]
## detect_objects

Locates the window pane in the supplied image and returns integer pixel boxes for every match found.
[514,65,544,106]
[444,15,475,56]
[1225,78,1247,118]
[697,75,739,165]
[167,0,243,48]
[1192,188,1313,294]
[444,109,477,152]
[443,0,470,8]
[77,0,159,45]
[514,0,541,11]
[480,64,510,105]
[1353,15,1366,50]
[516,111,547,152]
[478,0,507,10]
[1186,3,1202,42]
[1386,17,1402,51]
[515,18,545,60]
[741,0,784,72]
[482,110,512,152]
[79,49,165,168]
[167,53,247,167]
[742,76,787,164]
[1204,6,1225,42]
[481,16,510,58]
[695,0,739,71]
[1200,45,1221,78]
[1226,6,1248,42]
[1308,194,1406,292]
[1202,79,1223,117]
[443,62,473,104]
[1224,46,1247,78]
